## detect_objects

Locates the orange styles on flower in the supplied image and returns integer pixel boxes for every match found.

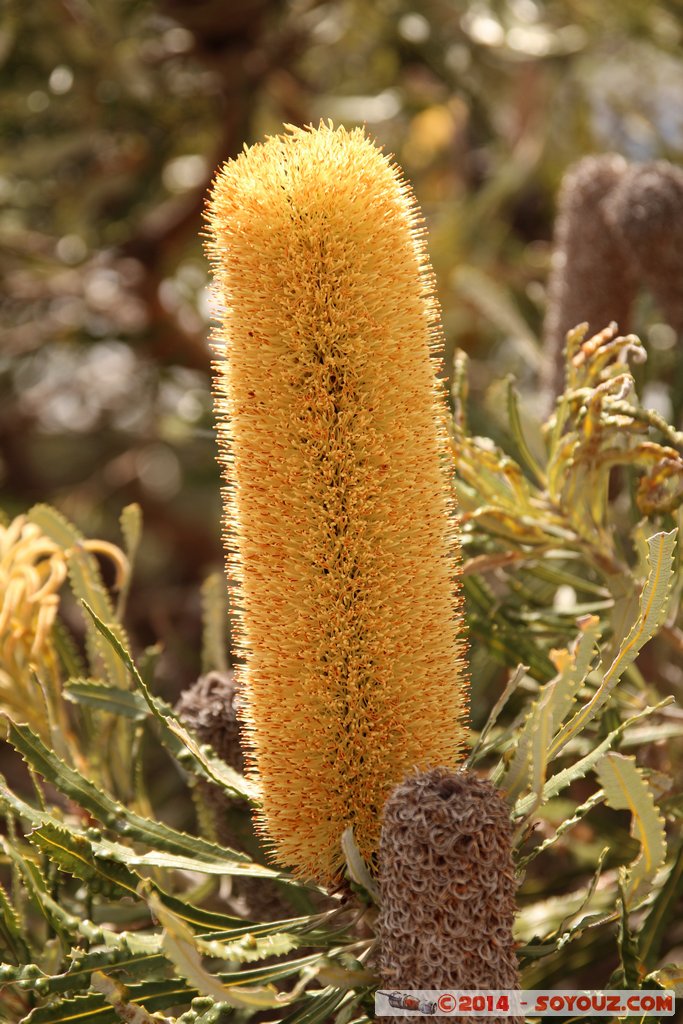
[206,123,468,885]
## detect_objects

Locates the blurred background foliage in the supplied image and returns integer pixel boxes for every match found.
[2,2,683,1012]
[2,0,683,696]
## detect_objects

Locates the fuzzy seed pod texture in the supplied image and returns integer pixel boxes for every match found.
[542,154,639,398]
[605,160,683,335]
[206,123,468,886]
[378,768,521,1024]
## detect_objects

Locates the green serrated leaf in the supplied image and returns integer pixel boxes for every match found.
[42,943,169,995]
[3,719,255,869]
[517,790,605,865]
[615,883,642,989]
[21,978,198,1024]
[91,971,168,1024]
[506,377,545,485]
[502,616,602,805]
[467,664,527,767]
[278,986,350,1024]
[81,602,258,804]
[196,929,300,966]
[146,890,282,1009]
[64,680,149,720]
[28,822,140,899]
[514,699,672,819]
[548,530,677,760]
[0,877,30,962]
[596,753,667,907]
[501,678,556,806]
[1,835,77,948]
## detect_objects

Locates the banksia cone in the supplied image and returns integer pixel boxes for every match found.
[206,123,468,886]
[378,768,520,1024]
[176,672,296,921]
[605,161,683,334]
[543,154,639,398]
[176,671,245,776]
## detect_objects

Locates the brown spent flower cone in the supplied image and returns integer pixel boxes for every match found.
[542,154,639,398]
[378,767,521,1024]
[176,671,297,922]
[175,671,245,776]
[605,160,683,334]
[206,123,468,886]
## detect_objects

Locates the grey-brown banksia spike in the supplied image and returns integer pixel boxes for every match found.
[378,767,521,1024]
[543,155,683,401]
[542,154,638,398]
[605,160,683,337]
[175,672,292,921]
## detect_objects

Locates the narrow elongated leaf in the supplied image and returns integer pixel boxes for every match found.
[91,972,169,1024]
[1,782,277,934]
[552,847,609,946]
[502,616,601,804]
[64,680,149,721]
[28,822,140,899]
[517,790,605,865]
[195,930,299,965]
[0,877,30,962]
[548,530,677,760]
[200,573,229,675]
[640,841,683,969]
[123,848,288,879]
[615,884,641,989]
[81,602,258,803]
[596,753,667,907]
[514,699,673,818]
[467,664,527,766]
[340,828,380,906]
[506,377,545,484]
[117,503,142,618]
[146,891,282,1009]
[1,836,78,947]
[34,944,168,996]
[28,504,130,690]
[21,978,199,1024]
[278,986,349,1024]
[501,679,556,805]
[4,719,253,866]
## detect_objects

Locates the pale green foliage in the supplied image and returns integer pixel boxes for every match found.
[1,325,681,1019]
[596,753,667,908]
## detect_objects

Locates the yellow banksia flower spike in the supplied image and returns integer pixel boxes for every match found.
[206,122,468,885]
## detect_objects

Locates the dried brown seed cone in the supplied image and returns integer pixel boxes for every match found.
[606,160,683,334]
[176,672,293,921]
[378,767,521,1024]
[543,154,639,398]
[175,670,245,775]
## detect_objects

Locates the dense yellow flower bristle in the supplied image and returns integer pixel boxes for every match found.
[206,122,468,885]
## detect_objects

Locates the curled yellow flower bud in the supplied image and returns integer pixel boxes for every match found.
[207,123,468,885]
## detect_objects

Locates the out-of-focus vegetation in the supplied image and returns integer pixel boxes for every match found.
[1,2,683,1019]
[0,328,681,1023]
[3,0,683,692]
